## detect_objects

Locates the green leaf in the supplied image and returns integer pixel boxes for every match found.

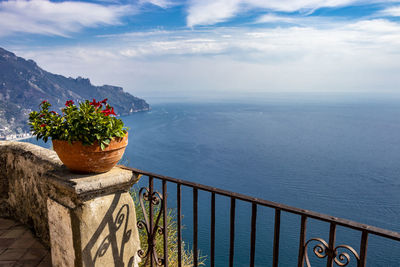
[103,139,111,145]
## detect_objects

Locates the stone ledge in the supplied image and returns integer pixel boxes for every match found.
[0,141,62,167]
[47,167,141,203]
[0,141,140,204]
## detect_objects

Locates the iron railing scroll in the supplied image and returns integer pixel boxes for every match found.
[136,177,165,266]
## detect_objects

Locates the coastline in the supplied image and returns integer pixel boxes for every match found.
[0,134,33,141]
[1,109,150,142]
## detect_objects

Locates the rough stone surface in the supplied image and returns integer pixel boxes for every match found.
[0,153,8,199]
[0,141,142,267]
[0,141,63,247]
[47,198,75,267]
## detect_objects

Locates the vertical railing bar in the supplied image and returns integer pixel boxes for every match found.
[358,231,368,267]
[193,188,198,267]
[249,203,257,267]
[162,180,168,267]
[177,184,182,267]
[211,192,216,267]
[149,176,154,267]
[272,209,281,267]
[327,223,337,267]
[229,197,236,267]
[297,215,307,267]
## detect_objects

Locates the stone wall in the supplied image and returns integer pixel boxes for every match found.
[0,141,62,246]
[0,141,142,266]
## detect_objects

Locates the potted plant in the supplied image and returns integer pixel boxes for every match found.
[29,99,129,173]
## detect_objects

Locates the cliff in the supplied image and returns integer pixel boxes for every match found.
[0,47,149,135]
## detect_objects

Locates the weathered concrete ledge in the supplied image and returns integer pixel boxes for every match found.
[0,141,142,266]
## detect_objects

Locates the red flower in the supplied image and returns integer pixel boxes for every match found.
[41,100,48,104]
[40,124,47,127]
[89,98,102,108]
[65,100,74,106]
[100,98,108,104]
[39,114,45,118]
[101,109,110,116]
[50,111,58,115]
[101,107,116,116]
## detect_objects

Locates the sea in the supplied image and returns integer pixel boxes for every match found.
[24,95,400,266]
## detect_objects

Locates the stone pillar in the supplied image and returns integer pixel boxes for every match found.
[46,167,141,267]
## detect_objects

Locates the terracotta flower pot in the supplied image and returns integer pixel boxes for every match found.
[52,133,128,173]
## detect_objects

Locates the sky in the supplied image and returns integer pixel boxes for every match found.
[1,0,400,98]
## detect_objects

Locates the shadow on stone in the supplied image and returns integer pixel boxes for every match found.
[82,193,135,267]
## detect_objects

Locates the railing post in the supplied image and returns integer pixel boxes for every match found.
[359,231,368,267]
[193,188,198,267]
[273,209,281,267]
[162,180,168,267]
[249,203,257,267]
[229,197,236,267]
[149,176,154,267]
[327,223,337,267]
[177,184,182,267]
[211,192,216,267]
[298,215,307,267]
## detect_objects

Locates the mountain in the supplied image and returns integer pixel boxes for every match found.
[0,47,149,136]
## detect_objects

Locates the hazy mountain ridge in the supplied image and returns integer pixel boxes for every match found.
[0,47,149,136]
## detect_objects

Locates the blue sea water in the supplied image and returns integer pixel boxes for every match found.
[25,97,400,266]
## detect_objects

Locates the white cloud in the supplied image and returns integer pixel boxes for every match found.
[0,0,133,36]
[254,14,343,27]
[120,38,226,57]
[347,19,400,33]
[380,6,400,17]
[10,18,400,97]
[256,14,297,24]
[186,0,400,27]
[139,0,177,8]
[244,0,357,12]
[187,0,241,28]
[97,29,172,38]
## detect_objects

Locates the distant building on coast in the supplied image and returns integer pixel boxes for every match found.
[0,132,31,141]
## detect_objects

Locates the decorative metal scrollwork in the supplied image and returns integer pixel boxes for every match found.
[137,187,165,266]
[334,245,360,266]
[304,238,360,267]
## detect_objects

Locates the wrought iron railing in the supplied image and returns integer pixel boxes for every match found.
[118,165,400,267]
